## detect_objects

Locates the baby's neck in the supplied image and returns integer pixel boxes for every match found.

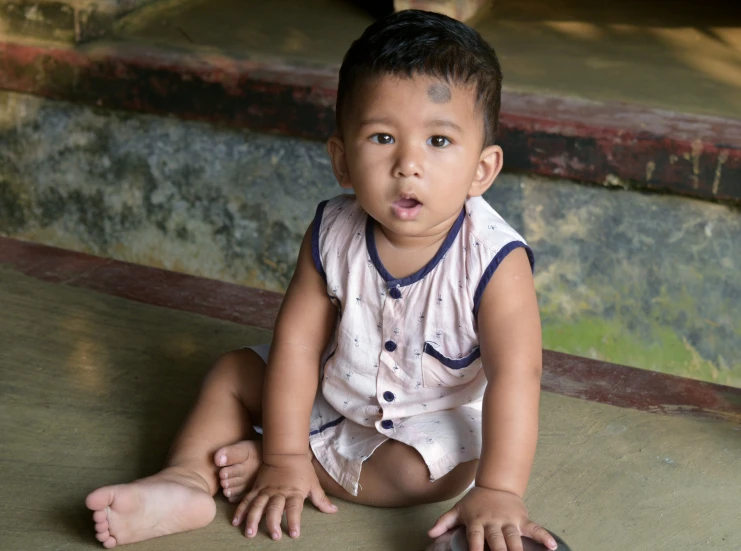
[373,223,452,280]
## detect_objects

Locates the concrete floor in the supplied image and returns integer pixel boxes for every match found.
[2,259,741,550]
[112,0,741,119]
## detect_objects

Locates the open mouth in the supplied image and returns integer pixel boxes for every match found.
[395,198,421,209]
[392,197,423,219]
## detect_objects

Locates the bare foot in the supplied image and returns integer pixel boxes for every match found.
[214,440,263,503]
[85,467,217,548]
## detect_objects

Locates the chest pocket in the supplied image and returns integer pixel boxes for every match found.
[421,342,481,388]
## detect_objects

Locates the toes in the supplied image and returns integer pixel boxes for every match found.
[220,469,247,487]
[223,484,247,500]
[86,486,115,511]
[214,440,256,468]
[96,530,110,542]
[219,465,245,481]
[102,536,118,549]
[93,510,109,524]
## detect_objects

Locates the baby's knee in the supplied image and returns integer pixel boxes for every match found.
[384,443,476,503]
[375,442,438,500]
[204,348,264,391]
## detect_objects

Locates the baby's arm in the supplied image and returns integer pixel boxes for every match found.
[234,224,338,539]
[476,247,541,503]
[429,247,556,551]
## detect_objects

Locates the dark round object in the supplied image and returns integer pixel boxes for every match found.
[449,526,572,551]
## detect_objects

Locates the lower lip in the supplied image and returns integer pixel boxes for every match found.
[391,202,422,220]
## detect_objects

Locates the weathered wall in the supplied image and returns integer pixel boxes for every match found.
[1,90,739,386]
[0,0,157,42]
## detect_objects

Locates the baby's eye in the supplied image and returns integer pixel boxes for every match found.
[370,133,394,144]
[428,136,451,148]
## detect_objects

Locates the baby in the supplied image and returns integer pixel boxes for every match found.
[86,9,557,551]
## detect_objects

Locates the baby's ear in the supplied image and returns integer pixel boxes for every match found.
[327,135,352,189]
[469,144,503,197]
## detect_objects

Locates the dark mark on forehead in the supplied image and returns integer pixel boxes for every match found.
[427,83,451,103]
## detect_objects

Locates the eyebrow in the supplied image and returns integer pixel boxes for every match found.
[357,117,394,128]
[357,117,463,133]
[426,119,463,133]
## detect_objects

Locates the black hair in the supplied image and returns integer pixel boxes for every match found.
[336,9,503,147]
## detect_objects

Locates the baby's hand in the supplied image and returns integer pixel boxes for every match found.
[428,487,557,551]
[232,454,337,540]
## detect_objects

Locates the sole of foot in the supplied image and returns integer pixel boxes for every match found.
[85,468,217,548]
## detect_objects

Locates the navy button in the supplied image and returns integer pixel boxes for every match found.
[384,340,397,352]
[389,288,402,299]
[383,391,395,402]
[381,420,394,430]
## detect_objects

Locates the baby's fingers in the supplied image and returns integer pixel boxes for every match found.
[285,495,304,538]
[466,523,487,551]
[487,523,522,551]
[308,486,338,514]
[427,508,460,538]
[265,494,286,540]
[244,493,270,537]
[523,521,558,550]
[232,491,256,527]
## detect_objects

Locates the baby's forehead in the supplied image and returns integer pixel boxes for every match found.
[426,81,452,104]
[355,73,477,108]
[340,73,484,138]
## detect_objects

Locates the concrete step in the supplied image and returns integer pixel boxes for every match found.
[1,0,740,201]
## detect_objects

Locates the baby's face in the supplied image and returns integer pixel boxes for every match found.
[335,74,494,241]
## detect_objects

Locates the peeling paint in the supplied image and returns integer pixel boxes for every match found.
[646,160,656,182]
[603,173,630,188]
[712,149,729,196]
[690,139,703,189]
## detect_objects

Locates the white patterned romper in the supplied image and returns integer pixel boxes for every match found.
[250,193,533,496]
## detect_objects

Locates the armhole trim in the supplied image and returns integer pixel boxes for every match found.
[473,241,535,320]
[311,200,329,283]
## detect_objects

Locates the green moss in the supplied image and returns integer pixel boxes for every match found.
[543,317,741,388]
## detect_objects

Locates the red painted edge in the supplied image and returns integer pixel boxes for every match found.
[2,235,740,421]
[0,236,284,332]
[1,40,740,203]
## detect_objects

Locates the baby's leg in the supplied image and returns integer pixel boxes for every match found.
[314,439,477,507]
[85,348,266,548]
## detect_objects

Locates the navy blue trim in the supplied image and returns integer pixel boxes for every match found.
[319,346,337,380]
[311,200,329,283]
[423,342,481,369]
[365,208,466,288]
[473,241,535,319]
[324,347,337,364]
[309,416,345,436]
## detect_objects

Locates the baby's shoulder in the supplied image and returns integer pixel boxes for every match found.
[319,193,363,227]
[314,194,367,260]
[463,197,528,254]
